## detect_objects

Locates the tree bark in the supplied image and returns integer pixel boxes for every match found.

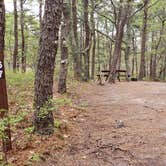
[90,0,96,79]
[34,0,63,135]
[58,3,71,94]
[109,0,132,83]
[163,56,166,80]
[151,20,165,80]
[132,30,138,77]
[97,21,101,72]
[20,0,26,73]
[71,0,82,80]
[83,0,90,81]
[150,31,155,80]
[80,23,84,74]
[139,0,149,80]
[13,0,19,72]
[125,22,132,81]
[108,25,114,70]
[0,0,12,152]
[39,0,43,28]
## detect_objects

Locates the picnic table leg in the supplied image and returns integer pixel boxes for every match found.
[105,75,109,81]
[126,73,131,82]
[117,73,120,82]
[96,75,102,85]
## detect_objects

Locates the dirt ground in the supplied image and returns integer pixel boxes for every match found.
[38,81,166,166]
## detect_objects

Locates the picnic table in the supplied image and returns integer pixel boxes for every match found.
[96,69,130,84]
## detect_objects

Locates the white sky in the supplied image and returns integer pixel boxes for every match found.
[5,0,13,12]
[5,0,39,15]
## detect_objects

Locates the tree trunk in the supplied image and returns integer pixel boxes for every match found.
[125,22,132,81]
[163,56,166,80]
[152,20,165,80]
[109,1,132,83]
[58,3,71,94]
[108,25,114,70]
[125,48,131,81]
[71,0,82,80]
[39,0,43,28]
[97,21,101,72]
[13,0,19,72]
[131,36,135,76]
[80,23,84,74]
[83,0,90,81]
[34,0,63,135]
[20,0,26,73]
[132,30,138,77]
[150,31,155,80]
[90,0,96,79]
[0,0,12,152]
[139,0,149,80]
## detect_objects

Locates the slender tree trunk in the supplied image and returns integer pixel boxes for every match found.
[97,21,100,72]
[58,3,71,94]
[20,0,26,73]
[150,32,155,80]
[0,0,12,152]
[152,53,157,80]
[139,0,149,80]
[125,22,132,81]
[132,31,138,77]
[39,0,43,28]
[163,56,166,80]
[125,48,131,80]
[132,56,134,76]
[90,0,96,79]
[9,28,13,65]
[71,0,81,80]
[153,20,164,80]
[135,53,138,77]
[131,36,135,76]
[80,24,83,74]
[83,0,90,81]
[108,26,114,70]
[146,52,149,79]
[13,0,19,72]
[117,51,122,70]
[34,0,63,135]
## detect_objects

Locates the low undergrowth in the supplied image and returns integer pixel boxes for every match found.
[0,70,84,166]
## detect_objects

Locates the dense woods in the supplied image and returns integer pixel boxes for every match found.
[0,0,166,165]
[3,0,166,81]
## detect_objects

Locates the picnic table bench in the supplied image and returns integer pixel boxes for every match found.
[96,69,130,84]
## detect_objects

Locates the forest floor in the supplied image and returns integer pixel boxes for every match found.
[2,79,166,166]
[39,81,166,166]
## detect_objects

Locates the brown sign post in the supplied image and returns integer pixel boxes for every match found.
[0,0,12,152]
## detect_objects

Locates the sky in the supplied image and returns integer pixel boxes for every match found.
[5,0,13,12]
[5,0,39,15]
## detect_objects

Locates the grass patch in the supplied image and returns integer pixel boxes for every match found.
[6,70,34,88]
[6,70,34,114]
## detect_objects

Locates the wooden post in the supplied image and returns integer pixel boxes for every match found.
[0,0,12,152]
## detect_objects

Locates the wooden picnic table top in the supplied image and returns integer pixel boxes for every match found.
[101,69,127,73]
[101,70,110,73]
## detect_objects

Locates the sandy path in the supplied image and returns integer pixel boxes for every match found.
[41,81,166,166]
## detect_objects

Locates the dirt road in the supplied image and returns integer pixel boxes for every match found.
[43,82,166,166]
